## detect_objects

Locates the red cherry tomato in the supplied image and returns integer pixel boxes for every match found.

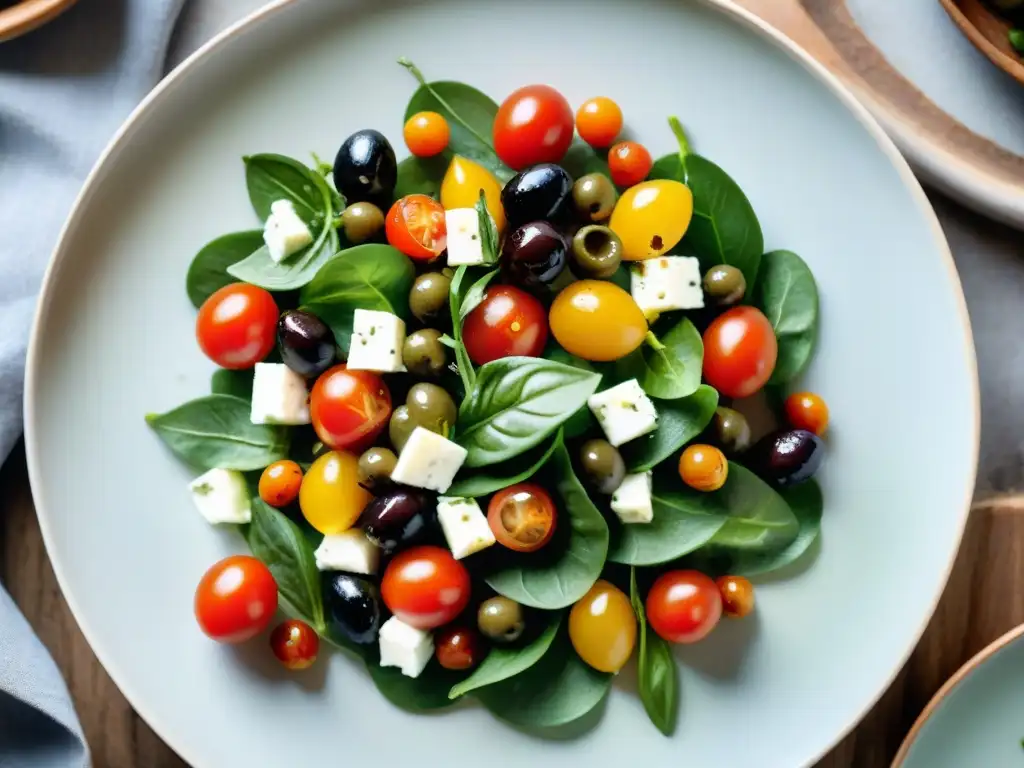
[381,545,471,630]
[385,194,447,261]
[462,285,548,365]
[310,365,391,451]
[608,141,653,188]
[487,483,557,552]
[493,85,575,170]
[702,306,778,399]
[194,555,278,644]
[195,283,278,369]
[646,570,722,644]
[270,619,320,670]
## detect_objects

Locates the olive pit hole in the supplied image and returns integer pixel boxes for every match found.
[584,228,609,254]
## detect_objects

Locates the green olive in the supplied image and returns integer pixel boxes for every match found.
[388,406,416,453]
[579,439,626,494]
[406,383,457,436]
[341,202,385,244]
[572,173,617,223]
[710,407,751,455]
[409,272,452,324]
[402,329,448,377]
[702,264,746,306]
[477,596,526,643]
[357,447,397,490]
[569,225,623,279]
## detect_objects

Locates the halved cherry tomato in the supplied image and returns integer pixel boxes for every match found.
[259,459,303,507]
[493,84,574,170]
[575,97,623,149]
[784,391,829,436]
[487,483,557,553]
[608,141,653,188]
[270,619,320,670]
[646,569,722,644]
[385,194,446,261]
[309,365,391,451]
[381,545,471,630]
[196,283,278,369]
[194,555,278,644]
[702,306,778,399]
[462,285,548,365]
[403,111,450,158]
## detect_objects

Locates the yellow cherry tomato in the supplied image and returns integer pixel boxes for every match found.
[569,580,637,673]
[549,280,646,362]
[299,451,372,534]
[440,155,506,233]
[608,179,694,261]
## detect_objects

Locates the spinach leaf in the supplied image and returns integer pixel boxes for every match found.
[449,611,562,699]
[630,568,678,736]
[486,444,609,609]
[704,464,799,552]
[367,660,465,711]
[542,343,600,438]
[186,230,263,308]
[561,139,611,181]
[210,368,253,402]
[615,316,703,400]
[227,226,339,292]
[476,191,500,265]
[244,153,331,223]
[621,385,718,473]
[456,357,601,467]
[447,429,562,498]
[754,249,819,385]
[394,154,448,199]
[145,395,289,471]
[457,266,499,322]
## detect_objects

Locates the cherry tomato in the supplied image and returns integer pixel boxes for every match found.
[195,283,278,369]
[259,460,303,507]
[435,624,485,671]
[569,580,636,673]
[381,545,471,630]
[717,575,755,619]
[608,141,653,188]
[784,391,830,436]
[487,483,557,553]
[549,280,646,362]
[493,84,574,170]
[440,155,506,232]
[702,306,778,399]
[646,570,722,644]
[678,444,728,492]
[608,180,693,261]
[575,97,623,149]
[403,111,450,158]
[310,365,391,451]
[270,619,320,670]
[386,194,446,261]
[194,555,278,644]
[462,285,548,365]
[299,450,372,535]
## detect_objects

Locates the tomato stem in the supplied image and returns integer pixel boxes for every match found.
[667,116,691,160]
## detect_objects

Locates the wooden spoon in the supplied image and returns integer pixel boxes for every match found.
[938,0,1024,85]
[0,0,77,43]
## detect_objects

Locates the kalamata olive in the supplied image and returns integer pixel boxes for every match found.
[708,407,752,455]
[477,596,526,643]
[340,201,385,244]
[746,429,824,487]
[333,129,397,207]
[569,225,622,279]
[501,220,567,293]
[579,439,625,494]
[572,173,616,222]
[388,406,416,453]
[277,309,336,377]
[406,383,457,434]
[703,264,746,306]
[501,163,573,227]
[403,329,448,377]
[359,488,434,555]
[323,573,381,646]
[409,272,452,324]
[357,447,397,491]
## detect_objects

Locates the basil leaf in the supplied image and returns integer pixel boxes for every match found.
[228,226,339,292]
[705,464,799,552]
[210,369,253,402]
[630,568,679,737]
[486,444,609,609]
[186,230,263,308]
[543,343,601,438]
[458,267,499,321]
[447,429,562,498]
[244,153,329,223]
[394,154,448,199]
[621,385,718,473]
[476,191,500,265]
[145,395,289,471]
[561,138,611,181]
[366,660,466,711]
[754,249,819,384]
[449,612,562,699]
[456,357,602,467]
[615,317,703,400]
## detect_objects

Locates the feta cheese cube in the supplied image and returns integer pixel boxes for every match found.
[263,199,314,263]
[314,529,380,575]
[379,616,433,678]
[445,207,486,267]
[250,363,310,425]
[587,379,658,447]
[188,468,251,525]
[630,255,704,318]
[437,497,495,559]
[390,427,467,493]
[610,472,654,524]
[347,309,405,373]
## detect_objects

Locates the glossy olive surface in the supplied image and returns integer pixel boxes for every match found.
[569,225,623,279]
[409,272,452,324]
[359,488,434,555]
[579,439,625,494]
[402,329,448,377]
[340,202,385,244]
[746,429,825,487]
[323,573,381,646]
[356,447,397,491]
[477,596,526,643]
[333,129,397,206]
[501,163,573,227]
[572,173,616,222]
[501,220,567,293]
[277,309,336,377]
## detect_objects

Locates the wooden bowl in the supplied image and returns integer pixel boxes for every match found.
[939,0,1024,85]
[0,0,77,43]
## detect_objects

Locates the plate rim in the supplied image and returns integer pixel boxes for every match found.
[22,1,981,765]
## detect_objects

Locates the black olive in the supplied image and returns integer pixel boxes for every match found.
[323,573,381,646]
[359,489,434,555]
[501,220,567,293]
[501,163,573,227]
[746,429,824,487]
[332,129,397,207]
[277,309,336,377]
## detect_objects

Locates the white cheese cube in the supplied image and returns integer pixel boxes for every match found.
[250,363,310,425]
[188,468,251,525]
[314,529,380,575]
[390,427,467,493]
[445,207,486,267]
[610,472,654,524]
[263,199,314,263]
[379,616,433,678]
[347,309,405,373]
[587,379,658,447]
[630,255,704,318]
[437,497,495,559]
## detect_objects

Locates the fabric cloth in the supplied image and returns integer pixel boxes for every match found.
[0,1,186,764]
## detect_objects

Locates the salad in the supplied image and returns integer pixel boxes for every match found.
[148,59,826,736]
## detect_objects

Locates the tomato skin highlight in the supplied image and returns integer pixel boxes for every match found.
[702,306,778,399]
[259,460,303,507]
[493,84,575,170]
[403,111,450,158]
[299,450,373,535]
[678,444,729,492]
[270,619,320,670]
[196,283,278,369]
[784,391,830,436]
[194,555,278,644]
[462,285,548,365]
[608,180,694,262]
[608,141,653,188]
[575,97,623,149]
[381,545,471,630]
[548,280,646,362]
[569,580,636,673]
[440,155,506,233]
[487,483,557,552]
[646,569,722,644]
[385,194,447,261]
[717,575,756,619]
[309,365,391,451]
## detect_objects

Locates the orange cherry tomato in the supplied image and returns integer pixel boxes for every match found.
[194,555,278,644]
[385,194,447,261]
[462,285,548,365]
[717,575,755,619]
[270,619,320,670]
[702,306,778,399]
[646,569,722,644]
[259,460,303,507]
[196,283,278,369]
[309,365,391,452]
[784,391,830,436]
[487,483,557,553]
[575,97,623,149]
[403,111,450,157]
[608,141,653,188]
[381,545,471,630]
[678,444,728,492]
[493,84,575,170]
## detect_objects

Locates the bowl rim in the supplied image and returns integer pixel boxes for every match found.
[937,0,1024,87]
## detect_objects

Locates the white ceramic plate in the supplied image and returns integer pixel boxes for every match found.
[25,1,979,766]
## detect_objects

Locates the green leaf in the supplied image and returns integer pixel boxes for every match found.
[447,429,562,498]
[542,343,601,438]
[210,369,253,402]
[621,385,718,473]
[630,568,678,736]
[615,316,703,400]
[366,660,466,711]
[561,139,611,181]
[754,249,819,385]
[186,230,264,308]
[457,267,499,322]
[705,464,799,552]
[486,444,609,609]
[145,395,289,471]
[476,191,500,265]
[449,612,562,699]
[244,153,330,223]
[456,357,602,467]
[394,154,448,199]
[227,226,339,292]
